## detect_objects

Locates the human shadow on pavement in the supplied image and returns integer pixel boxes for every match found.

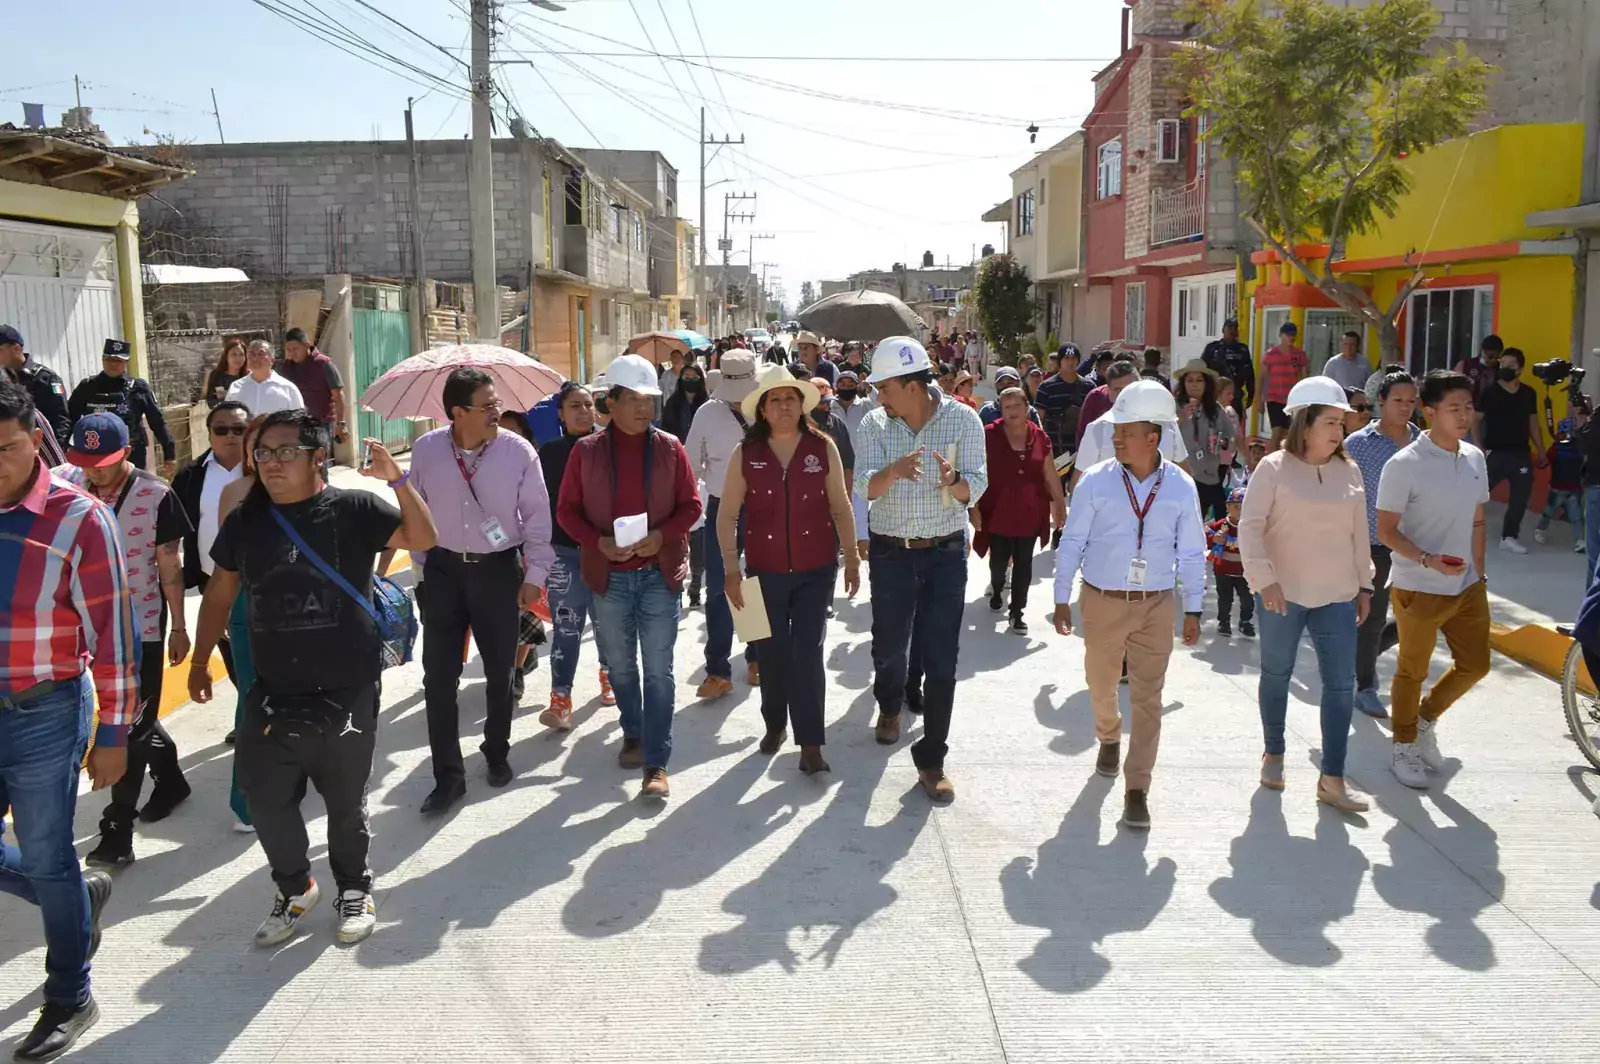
[999,773,1177,993]
[698,692,929,974]
[1209,787,1368,967]
[1034,684,1182,759]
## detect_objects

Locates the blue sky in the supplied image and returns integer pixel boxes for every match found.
[6,0,1120,298]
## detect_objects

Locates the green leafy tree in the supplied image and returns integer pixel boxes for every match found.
[972,254,1036,365]
[799,280,817,309]
[1179,0,1490,362]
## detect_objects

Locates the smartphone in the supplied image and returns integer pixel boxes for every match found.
[362,441,374,469]
[1440,554,1465,567]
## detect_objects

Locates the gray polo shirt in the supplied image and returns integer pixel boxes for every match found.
[1322,355,1371,392]
[1375,432,1489,595]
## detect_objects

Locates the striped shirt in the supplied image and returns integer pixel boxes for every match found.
[853,388,989,538]
[1262,344,1308,404]
[0,461,139,746]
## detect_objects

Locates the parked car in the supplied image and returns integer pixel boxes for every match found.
[743,328,772,353]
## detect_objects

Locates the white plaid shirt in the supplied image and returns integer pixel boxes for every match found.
[853,389,988,539]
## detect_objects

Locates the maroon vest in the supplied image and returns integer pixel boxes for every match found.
[282,350,336,421]
[742,432,837,573]
[573,427,691,595]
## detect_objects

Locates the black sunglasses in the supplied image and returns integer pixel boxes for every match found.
[211,425,248,436]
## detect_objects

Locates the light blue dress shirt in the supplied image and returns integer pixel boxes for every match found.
[1053,458,1208,612]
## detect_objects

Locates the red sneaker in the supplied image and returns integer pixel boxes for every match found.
[538,692,573,732]
[598,669,617,706]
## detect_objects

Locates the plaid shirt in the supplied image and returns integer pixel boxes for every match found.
[0,461,139,747]
[853,389,988,539]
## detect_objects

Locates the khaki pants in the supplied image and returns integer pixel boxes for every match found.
[1389,581,1492,744]
[1081,586,1177,791]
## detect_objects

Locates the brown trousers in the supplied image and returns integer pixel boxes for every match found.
[1389,580,1492,744]
[1081,586,1177,790]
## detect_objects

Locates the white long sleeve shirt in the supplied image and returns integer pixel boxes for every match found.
[685,398,748,500]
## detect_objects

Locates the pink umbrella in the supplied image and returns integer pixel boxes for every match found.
[358,343,565,421]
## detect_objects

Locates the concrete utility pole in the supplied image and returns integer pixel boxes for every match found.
[701,110,746,333]
[469,0,497,341]
[747,235,774,323]
[405,100,429,356]
[721,191,755,333]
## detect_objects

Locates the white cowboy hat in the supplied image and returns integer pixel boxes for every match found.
[714,351,759,403]
[742,362,820,422]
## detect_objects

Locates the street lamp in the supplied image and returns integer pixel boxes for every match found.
[531,1,566,10]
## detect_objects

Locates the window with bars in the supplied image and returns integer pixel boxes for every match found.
[1125,282,1147,345]
[1017,189,1036,236]
[1407,286,1495,375]
[1156,119,1182,163]
[1097,138,1123,198]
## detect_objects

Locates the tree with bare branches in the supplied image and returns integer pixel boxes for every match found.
[1179,0,1491,363]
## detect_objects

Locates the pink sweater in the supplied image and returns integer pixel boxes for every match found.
[1237,450,1374,608]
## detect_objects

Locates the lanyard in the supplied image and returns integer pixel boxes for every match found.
[1120,463,1165,552]
[451,435,493,510]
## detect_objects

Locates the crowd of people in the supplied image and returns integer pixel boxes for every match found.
[0,310,1560,1061]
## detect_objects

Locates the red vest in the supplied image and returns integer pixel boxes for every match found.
[572,427,690,595]
[742,432,837,573]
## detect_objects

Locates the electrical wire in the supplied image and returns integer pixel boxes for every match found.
[523,52,1112,62]
[338,0,471,68]
[246,0,470,100]
[626,0,700,132]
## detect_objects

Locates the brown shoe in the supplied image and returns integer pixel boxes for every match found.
[874,713,901,745]
[798,745,831,775]
[1095,741,1121,778]
[1123,789,1151,829]
[618,737,644,769]
[758,730,787,755]
[695,675,734,699]
[919,768,955,803]
[641,766,669,799]
[746,661,761,685]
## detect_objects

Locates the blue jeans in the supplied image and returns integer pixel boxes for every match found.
[229,593,254,826]
[0,674,95,1007]
[701,496,758,679]
[869,536,967,770]
[547,545,609,697]
[1586,485,1600,587]
[590,566,681,768]
[1256,596,1357,778]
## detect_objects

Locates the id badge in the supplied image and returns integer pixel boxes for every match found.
[1126,558,1148,587]
[481,515,510,549]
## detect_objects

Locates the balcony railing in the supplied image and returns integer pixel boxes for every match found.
[1150,178,1205,247]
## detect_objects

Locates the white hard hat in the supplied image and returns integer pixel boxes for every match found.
[1284,375,1354,413]
[866,336,933,384]
[1110,379,1179,425]
[603,353,661,397]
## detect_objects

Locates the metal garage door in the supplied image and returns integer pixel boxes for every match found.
[0,217,123,388]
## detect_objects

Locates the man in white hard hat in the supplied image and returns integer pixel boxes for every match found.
[685,350,763,697]
[854,336,988,803]
[1052,379,1205,830]
[1072,360,1188,485]
[556,354,703,800]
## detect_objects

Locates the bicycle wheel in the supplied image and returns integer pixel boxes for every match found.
[1561,640,1600,771]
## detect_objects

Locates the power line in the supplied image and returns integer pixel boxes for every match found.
[626,0,699,130]
[247,0,470,101]
[339,0,471,68]
[683,0,753,191]
[522,52,1112,62]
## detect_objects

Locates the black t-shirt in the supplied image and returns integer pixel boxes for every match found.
[211,486,402,694]
[1478,382,1536,452]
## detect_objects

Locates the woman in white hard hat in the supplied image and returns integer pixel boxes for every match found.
[1237,375,1375,812]
[718,365,860,773]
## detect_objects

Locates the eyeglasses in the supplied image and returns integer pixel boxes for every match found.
[465,399,505,413]
[211,425,248,437]
[1350,405,1372,414]
[253,445,316,463]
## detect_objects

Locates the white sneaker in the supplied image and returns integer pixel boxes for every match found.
[1534,528,1547,544]
[1391,743,1429,789]
[1499,536,1528,554]
[336,889,377,944]
[1577,542,1587,554]
[1415,717,1445,770]
[254,878,321,947]
[232,819,256,834]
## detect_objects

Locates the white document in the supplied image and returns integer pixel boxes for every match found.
[938,446,960,507]
[613,512,649,548]
[730,576,771,642]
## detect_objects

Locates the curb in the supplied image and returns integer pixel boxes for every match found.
[1490,621,1593,693]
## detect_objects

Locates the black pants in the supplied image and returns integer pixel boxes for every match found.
[688,528,705,598]
[236,681,379,896]
[1355,543,1400,691]
[987,533,1036,621]
[1196,480,1227,522]
[101,639,184,834]
[869,535,965,770]
[1215,573,1254,626]
[421,548,521,784]
[1486,449,1533,539]
[754,566,834,746]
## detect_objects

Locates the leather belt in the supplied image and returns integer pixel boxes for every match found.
[434,547,517,565]
[1083,582,1171,602]
[871,532,964,550]
[0,676,78,709]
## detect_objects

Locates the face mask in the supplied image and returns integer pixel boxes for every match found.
[837,389,858,401]
[682,378,704,392]
[1498,366,1519,381]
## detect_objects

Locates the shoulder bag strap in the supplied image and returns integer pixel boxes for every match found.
[270,508,392,638]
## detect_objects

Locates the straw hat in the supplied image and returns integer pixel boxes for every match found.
[1173,358,1219,382]
[742,362,820,422]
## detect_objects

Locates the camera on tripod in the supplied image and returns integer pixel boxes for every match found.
[1533,358,1590,415]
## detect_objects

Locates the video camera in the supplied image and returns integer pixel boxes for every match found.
[1533,358,1591,416]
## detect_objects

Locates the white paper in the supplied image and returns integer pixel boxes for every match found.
[613,513,649,548]
[730,576,771,642]
[938,445,960,507]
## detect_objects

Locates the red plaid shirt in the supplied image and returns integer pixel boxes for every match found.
[0,460,139,746]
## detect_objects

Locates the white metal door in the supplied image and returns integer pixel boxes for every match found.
[0,218,122,389]
[1170,269,1234,366]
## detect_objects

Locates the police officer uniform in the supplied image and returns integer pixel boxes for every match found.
[0,324,70,447]
[67,339,174,471]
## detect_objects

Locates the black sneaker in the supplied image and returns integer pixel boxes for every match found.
[13,998,100,1062]
[85,831,134,870]
[486,760,514,788]
[1010,616,1028,636]
[904,687,924,716]
[85,870,113,961]
[138,778,192,823]
[1123,789,1152,830]
[688,589,702,609]
[988,591,1004,612]
[511,669,526,703]
[1239,621,1256,638]
[1217,619,1232,637]
[224,729,237,745]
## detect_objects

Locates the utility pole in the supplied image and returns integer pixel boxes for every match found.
[721,191,756,333]
[469,0,497,341]
[210,88,226,143]
[746,234,774,326]
[74,75,82,111]
[701,108,745,333]
[405,100,429,356]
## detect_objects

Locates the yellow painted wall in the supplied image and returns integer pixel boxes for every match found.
[1346,124,1583,258]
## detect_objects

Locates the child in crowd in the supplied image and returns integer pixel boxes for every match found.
[1535,415,1586,552]
[1207,487,1255,637]
[1225,436,1268,494]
